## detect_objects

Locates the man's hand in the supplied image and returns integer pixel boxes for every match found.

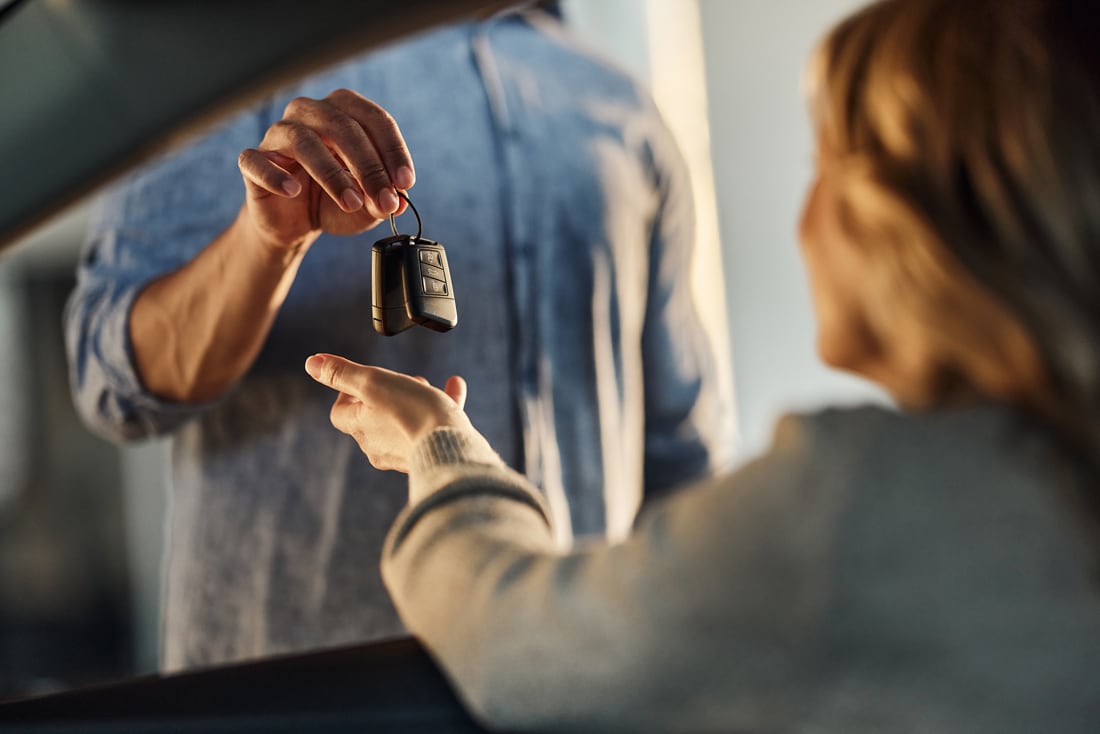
[129,92,415,404]
[237,89,416,252]
[305,353,485,474]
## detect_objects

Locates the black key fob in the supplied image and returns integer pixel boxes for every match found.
[372,234,457,335]
[371,193,457,336]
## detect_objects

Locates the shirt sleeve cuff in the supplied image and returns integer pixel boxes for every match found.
[102,283,221,430]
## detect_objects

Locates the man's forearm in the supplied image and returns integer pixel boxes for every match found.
[129,207,314,403]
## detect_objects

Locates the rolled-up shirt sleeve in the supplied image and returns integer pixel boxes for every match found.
[63,112,265,442]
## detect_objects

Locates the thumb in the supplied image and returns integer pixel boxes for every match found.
[444,375,468,410]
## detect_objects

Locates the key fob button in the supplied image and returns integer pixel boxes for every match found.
[419,250,443,268]
[420,262,446,281]
[423,277,448,296]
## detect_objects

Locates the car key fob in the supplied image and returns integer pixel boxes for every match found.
[371,192,457,336]
[372,234,457,335]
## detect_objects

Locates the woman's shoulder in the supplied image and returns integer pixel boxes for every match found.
[769,402,1092,587]
[756,401,1075,529]
[778,401,1045,469]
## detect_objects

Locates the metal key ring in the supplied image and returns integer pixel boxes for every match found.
[388,189,422,240]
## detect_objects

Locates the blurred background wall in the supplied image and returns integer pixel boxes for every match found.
[0,0,882,700]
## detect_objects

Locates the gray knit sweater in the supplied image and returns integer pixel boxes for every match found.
[382,404,1100,733]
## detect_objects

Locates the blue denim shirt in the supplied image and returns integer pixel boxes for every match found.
[65,11,736,669]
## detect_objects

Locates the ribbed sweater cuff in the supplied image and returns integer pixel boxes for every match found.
[412,426,506,474]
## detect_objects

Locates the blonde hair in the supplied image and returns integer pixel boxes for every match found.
[808,0,1100,459]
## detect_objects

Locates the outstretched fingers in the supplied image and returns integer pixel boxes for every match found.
[305,353,372,400]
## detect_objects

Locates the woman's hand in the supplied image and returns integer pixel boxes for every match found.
[305,353,473,473]
[237,89,415,253]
